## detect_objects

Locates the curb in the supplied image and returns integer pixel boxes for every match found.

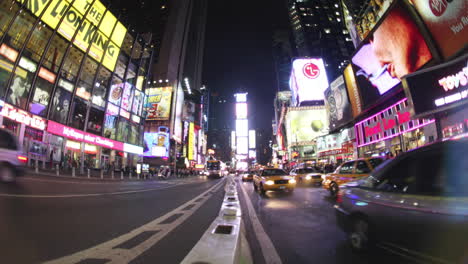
[181,175,253,264]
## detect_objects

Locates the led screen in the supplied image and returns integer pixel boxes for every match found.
[236,103,248,119]
[350,2,433,110]
[289,58,329,106]
[236,119,248,137]
[249,130,256,149]
[285,107,329,146]
[145,87,173,120]
[236,137,248,155]
[143,132,169,157]
[410,0,467,59]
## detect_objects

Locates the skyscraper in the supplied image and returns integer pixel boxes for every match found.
[287,0,355,80]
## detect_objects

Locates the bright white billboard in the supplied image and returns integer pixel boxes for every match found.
[236,103,248,119]
[235,93,247,102]
[231,131,236,149]
[237,137,248,154]
[289,58,329,106]
[249,130,256,149]
[236,119,248,137]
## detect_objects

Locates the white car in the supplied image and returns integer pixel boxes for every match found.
[0,129,27,182]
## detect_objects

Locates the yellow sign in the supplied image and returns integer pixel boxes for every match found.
[188,122,195,161]
[16,0,127,72]
[145,87,173,120]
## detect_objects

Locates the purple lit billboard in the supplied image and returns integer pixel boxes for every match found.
[289,58,329,106]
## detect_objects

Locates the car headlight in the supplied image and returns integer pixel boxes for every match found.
[243,175,248,178]
[305,175,312,180]
[289,179,296,184]
[265,180,275,185]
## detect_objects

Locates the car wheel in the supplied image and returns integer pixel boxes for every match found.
[329,182,339,197]
[0,164,16,183]
[349,217,371,252]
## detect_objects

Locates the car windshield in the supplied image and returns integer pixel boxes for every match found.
[262,169,287,176]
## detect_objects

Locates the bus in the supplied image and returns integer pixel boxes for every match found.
[206,160,224,178]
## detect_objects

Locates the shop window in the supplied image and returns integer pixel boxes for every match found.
[92,67,111,108]
[50,88,72,124]
[42,34,68,73]
[7,66,34,109]
[87,107,104,135]
[5,9,36,50]
[30,71,55,116]
[0,2,20,39]
[61,46,84,84]
[69,98,87,130]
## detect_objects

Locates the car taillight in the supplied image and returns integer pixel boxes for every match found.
[336,190,343,203]
[18,155,28,162]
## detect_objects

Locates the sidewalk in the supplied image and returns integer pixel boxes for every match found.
[24,167,170,182]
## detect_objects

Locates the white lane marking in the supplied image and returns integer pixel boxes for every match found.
[0,183,188,198]
[239,181,283,264]
[20,176,199,185]
[44,179,225,264]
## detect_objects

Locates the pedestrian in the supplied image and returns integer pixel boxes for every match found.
[50,149,54,169]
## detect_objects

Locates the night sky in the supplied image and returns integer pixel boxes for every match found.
[203,0,288,131]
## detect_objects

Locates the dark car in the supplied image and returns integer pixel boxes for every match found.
[334,139,468,263]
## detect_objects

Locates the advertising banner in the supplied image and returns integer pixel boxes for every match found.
[289,58,329,106]
[350,2,433,109]
[182,101,196,122]
[143,132,169,157]
[343,65,362,117]
[120,82,133,111]
[410,0,467,59]
[325,75,352,130]
[145,87,173,120]
[403,54,468,116]
[236,103,248,119]
[285,107,329,146]
[173,87,184,143]
[188,122,195,160]
[16,0,126,72]
[109,82,124,106]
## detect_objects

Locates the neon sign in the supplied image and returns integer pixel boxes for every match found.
[1,103,46,130]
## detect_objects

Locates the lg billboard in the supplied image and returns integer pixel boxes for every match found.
[289,58,329,106]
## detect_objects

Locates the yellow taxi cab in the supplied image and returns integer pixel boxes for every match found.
[289,167,323,186]
[241,171,255,181]
[322,157,384,196]
[253,168,296,195]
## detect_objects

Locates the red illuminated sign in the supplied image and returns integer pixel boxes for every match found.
[0,44,18,62]
[1,103,46,130]
[38,67,56,84]
[303,63,320,79]
[47,121,124,151]
[319,148,345,157]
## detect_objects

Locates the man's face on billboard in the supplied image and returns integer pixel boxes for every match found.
[370,5,432,79]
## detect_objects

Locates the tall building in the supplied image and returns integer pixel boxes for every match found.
[0,0,153,171]
[287,0,355,80]
[272,30,294,92]
[142,0,208,167]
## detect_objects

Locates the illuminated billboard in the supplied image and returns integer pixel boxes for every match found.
[410,0,467,59]
[236,119,248,137]
[173,87,184,143]
[289,58,329,106]
[350,2,433,109]
[235,93,247,102]
[188,122,195,160]
[249,150,256,159]
[249,130,256,149]
[324,75,352,130]
[343,65,363,118]
[145,87,172,120]
[285,107,329,146]
[143,132,169,157]
[236,103,248,119]
[237,137,248,155]
[231,131,236,149]
[16,0,127,72]
[403,54,468,117]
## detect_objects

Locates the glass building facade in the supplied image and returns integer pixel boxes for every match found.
[0,0,153,170]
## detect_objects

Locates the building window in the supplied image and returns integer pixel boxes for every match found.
[92,67,111,108]
[61,46,84,84]
[5,9,35,50]
[50,88,72,124]
[70,98,87,130]
[87,107,104,135]
[0,1,20,40]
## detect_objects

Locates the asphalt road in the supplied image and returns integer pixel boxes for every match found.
[0,174,226,264]
[237,178,420,264]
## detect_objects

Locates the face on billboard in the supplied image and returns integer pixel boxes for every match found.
[351,3,433,108]
[286,108,329,145]
[143,132,169,157]
[409,0,467,59]
[325,76,352,130]
[289,58,329,105]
